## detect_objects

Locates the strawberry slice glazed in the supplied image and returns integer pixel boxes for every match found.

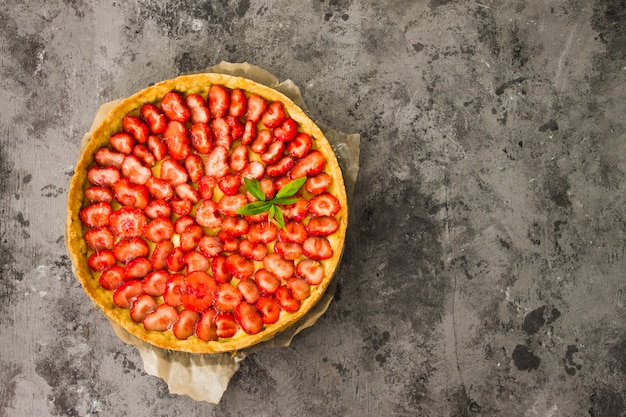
[67,73,347,353]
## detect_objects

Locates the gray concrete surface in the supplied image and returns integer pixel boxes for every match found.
[2,0,625,416]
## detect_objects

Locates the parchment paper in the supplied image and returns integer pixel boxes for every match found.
[84,62,360,403]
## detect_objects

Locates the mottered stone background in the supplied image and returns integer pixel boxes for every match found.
[1,1,625,416]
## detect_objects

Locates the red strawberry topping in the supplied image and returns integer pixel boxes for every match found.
[95,147,125,168]
[204,146,230,179]
[184,154,205,182]
[261,140,285,165]
[254,269,281,294]
[308,192,341,217]
[121,155,152,185]
[245,94,267,123]
[198,235,223,258]
[278,221,307,244]
[195,200,221,228]
[234,302,263,335]
[273,118,298,142]
[218,173,243,196]
[184,251,210,273]
[247,222,278,244]
[262,101,287,128]
[180,224,204,252]
[151,240,174,270]
[130,294,157,323]
[88,166,120,187]
[306,216,339,236]
[189,122,213,154]
[274,241,302,261]
[280,195,309,221]
[221,216,249,237]
[302,236,334,260]
[144,199,171,219]
[170,198,192,216]
[160,158,189,185]
[289,150,325,179]
[113,280,145,309]
[181,271,216,312]
[238,239,267,261]
[163,274,185,306]
[143,304,179,332]
[214,283,243,312]
[160,91,190,123]
[173,309,199,340]
[88,250,116,272]
[263,253,294,281]
[84,227,114,251]
[266,155,294,178]
[208,84,230,118]
[305,172,332,195]
[218,193,248,217]
[256,296,281,324]
[226,115,245,140]
[84,186,113,203]
[275,286,300,313]
[145,176,174,200]
[241,120,257,145]
[225,253,255,280]
[196,309,218,341]
[143,270,170,296]
[211,117,232,149]
[109,207,147,239]
[197,175,217,200]
[215,312,238,338]
[110,132,135,154]
[229,89,247,117]
[144,216,175,243]
[147,135,168,161]
[122,115,149,144]
[99,265,125,290]
[241,161,265,180]
[132,144,156,166]
[114,237,149,263]
[238,279,261,304]
[175,183,200,204]
[229,145,249,172]
[166,247,186,272]
[286,277,310,301]
[250,129,273,154]
[211,255,233,284]
[140,103,167,134]
[163,120,191,160]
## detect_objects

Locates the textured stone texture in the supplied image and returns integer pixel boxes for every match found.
[1,1,625,416]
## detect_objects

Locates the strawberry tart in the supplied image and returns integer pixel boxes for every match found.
[66,73,347,354]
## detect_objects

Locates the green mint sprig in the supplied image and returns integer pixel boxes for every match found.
[236,177,307,229]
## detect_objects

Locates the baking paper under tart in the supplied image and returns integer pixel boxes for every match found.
[66,73,348,354]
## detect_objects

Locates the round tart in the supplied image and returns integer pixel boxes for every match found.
[66,73,347,354]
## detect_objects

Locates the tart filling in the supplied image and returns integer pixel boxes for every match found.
[66,73,347,353]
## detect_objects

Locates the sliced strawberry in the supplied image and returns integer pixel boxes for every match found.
[211,255,233,284]
[261,140,285,165]
[275,285,300,312]
[113,280,144,309]
[227,116,245,141]
[174,215,196,234]
[180,224,204,251]
[273,118,298,142]
[186,94,210,124]
[151,240,174,270]
[287,277,310,300]
[258,178,276,200]
[114,237,149,263]
[234,302,263,335]
[189,122,213,154]
[225,253,255,280]
[181,271,216,312]
[163,273,185,306]
[254,269,281,295]
[143,304,179,332]
[121,155,152,185]
[215,312,238,338]
[130,293,157,323]
[290,150,325,179]
[87,250,116,272]
[99,265,125,290]
[183,250,210,273]
[173,309,199,340]
[195,200,221,228]
[197,175,217,200]
[214,283,243,312]
[171,198,192,217]
[166,247,186,272]
[84,226,114,251]
[95,147,125,168]
[241,160,265,180]
[250,129,273,154]
[126,183,150,210]
[246,93,267,123]
[243,212,269,224]
[198,235,223,258]
[263,253,294,281]
[262,101,287,128]
[144,199,171,219]
[306,216,339,236]
[286,132,312,159]
[280,195,309,221]
[208,84,230,118]
[185,93,206,109]
[274,241,302,261]
[196,308,218,341]
[229,145,249,172]
[175,183,200,204]
[140,103,167,134]
[144,216,175,243]
[122,115,149,144]
[218,173,242,196]
[273,176,292,192]
[266,155,294,178]
[110,132,135,154]
[147,134,168,161]
[204,146,230,179]
[211,117,232,149]
[113,178,135,207]
[88,166,121,187]
[238,239,267,261]
[221,216,249,237]
[163,120,191,160]
[305,172,332,195]
[145,176,174,200]
[219,231,240,253]
[256,296,281,324]
[80,202,112,228]
[238,279,260,304]
[302,236,334,260]
[229,89,247,117]
[241,120,257,145]
[160,91,190,123]
[308,192,341,217]
[160,158,189,185]
[109,207,147,239]
[278,221,307,244]
[184,154,204,182]
[247,222,278,244]
[132,144,156,167]
[143,270,170,296]
[218,193,248,217]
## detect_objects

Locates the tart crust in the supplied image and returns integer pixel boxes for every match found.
[66,73,348,354]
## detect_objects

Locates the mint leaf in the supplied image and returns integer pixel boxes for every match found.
[273,205,286,230]
[275,177,307,199]
[236,201,273,215]
[243,177,266,201]
[268,197,300,205]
